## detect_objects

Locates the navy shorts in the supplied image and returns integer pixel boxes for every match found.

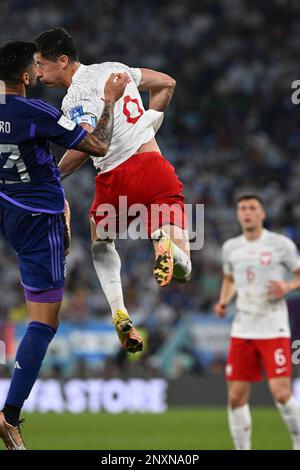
[0,198,65,291]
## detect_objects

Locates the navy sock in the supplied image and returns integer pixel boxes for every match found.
[5,321,56,410]
[2,404,21,427]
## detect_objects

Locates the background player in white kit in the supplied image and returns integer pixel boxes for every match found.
[214,194,300,450]
[34,28,191,354]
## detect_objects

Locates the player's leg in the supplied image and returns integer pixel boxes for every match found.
[137,152,191,287]
[0,209,64,450]
[225,338,262,450]
[268,377,300,449]
[25,298,61,329]
[0,299,61,450]
[90,217,127,314]
[151,224,191,286]
[227,381,252,450]
[262,337,300,450]
[90,217,143,353]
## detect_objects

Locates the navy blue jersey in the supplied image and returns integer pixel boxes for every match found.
[0,94,87,213]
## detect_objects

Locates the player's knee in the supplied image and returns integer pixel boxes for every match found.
[91,239,115,257]
[273,388,291,404]
[229,397,247,409]
[228,391,248,409]
[49,318,59,330]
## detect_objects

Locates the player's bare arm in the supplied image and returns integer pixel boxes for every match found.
[267,267,300,300]
[75,73,128,154]
[59,73,129,179]
[75,99,114,155]
[214,274,236,317]
[138,68,176,112]
[59,103,111,180]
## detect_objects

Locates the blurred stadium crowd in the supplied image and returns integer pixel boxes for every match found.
[1,0,300,376]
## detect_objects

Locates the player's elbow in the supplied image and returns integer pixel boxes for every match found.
[165,76,176,91]
[90,134,110,156]
[169,77,176,89]
[76,135,109,156]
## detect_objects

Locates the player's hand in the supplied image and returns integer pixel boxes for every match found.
[267,280,289,300]
[103,73,130,103]
[214,302,227,318]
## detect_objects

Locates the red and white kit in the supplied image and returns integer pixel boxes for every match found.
[222,229,300,381]
[61,62,187,235]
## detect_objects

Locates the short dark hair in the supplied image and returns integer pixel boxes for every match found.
[237,194,265,207]
[0,41,36,85]
[34,28,78,62]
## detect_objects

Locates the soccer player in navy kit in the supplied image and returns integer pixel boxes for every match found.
[0,41,128,450]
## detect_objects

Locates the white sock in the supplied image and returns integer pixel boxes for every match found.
[276,397,300,450]
[228,404,252,450]
[151,228,192,281]
[92,240,126,317]
[172,242,192,281]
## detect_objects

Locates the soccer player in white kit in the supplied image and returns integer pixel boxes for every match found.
[214,194,300,450]
[34,28,191,354]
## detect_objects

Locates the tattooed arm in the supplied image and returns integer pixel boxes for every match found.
[75,99,114,155]
[59,73,129,180]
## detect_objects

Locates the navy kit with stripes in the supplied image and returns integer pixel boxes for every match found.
[0,94,87,299]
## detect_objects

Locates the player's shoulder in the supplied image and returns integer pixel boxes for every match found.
[72,62,129,81]
[62,61,131,109]
[222,235,244,252]
[93,61,129,72]
[76,62,133,84]
[62,64,104,106]
[13,96,60,118]
[265,230,298,250]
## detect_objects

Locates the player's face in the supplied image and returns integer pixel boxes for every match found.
[34,53,64,87]
[28,62,38,87]
[237,199,265,231]
[21,62,38,88]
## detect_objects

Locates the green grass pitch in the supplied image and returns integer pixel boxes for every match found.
[4,407,292,450]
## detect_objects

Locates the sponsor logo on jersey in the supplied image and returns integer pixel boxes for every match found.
[14,361,22,369]
[275,367,288,374]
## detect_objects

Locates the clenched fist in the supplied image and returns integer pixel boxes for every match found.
[104,73,130,103]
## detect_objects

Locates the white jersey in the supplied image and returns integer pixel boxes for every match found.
[222,229,300,339]
[61,62,164,173]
